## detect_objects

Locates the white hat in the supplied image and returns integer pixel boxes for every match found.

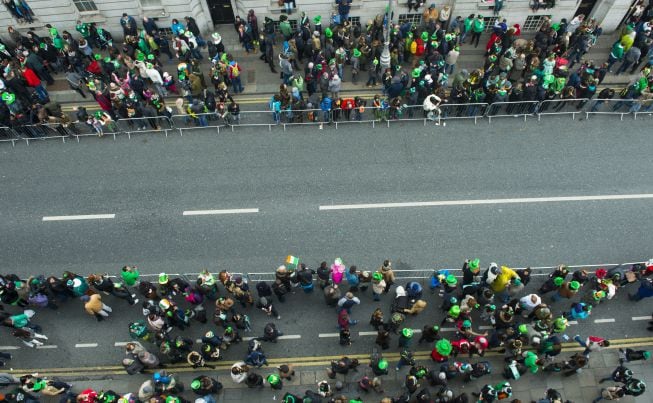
[212,32,222,44]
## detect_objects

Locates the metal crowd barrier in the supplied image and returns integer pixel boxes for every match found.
[485,101,539,122]
[537,98,589,120]
[440,102,489,124]
[4,96,653,147]
[585,98,636,120]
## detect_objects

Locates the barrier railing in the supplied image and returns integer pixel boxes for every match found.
[5,95,653,146]
[440,102,489,124]
[585,98,635,120]
[0,125,21,146]
[632,99,653,119]
[537,98,589,120]
[485,101,539,122]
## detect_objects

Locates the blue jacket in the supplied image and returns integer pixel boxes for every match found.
[320,97,332,111]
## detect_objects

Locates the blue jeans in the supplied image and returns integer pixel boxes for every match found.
[34,84,49,101]
[322,110,330,122]
[232,77,243,93]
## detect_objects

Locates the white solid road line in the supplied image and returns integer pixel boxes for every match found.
[319,193,653,211]
[318,333,340,338]
[358,331,377,336]
[183,209,259,216]
[75,343,98,348]
[632,316,651,321]
[594,318,616,323]
[0,346,20,350]
[42,214,115,221]
[36,345,58,349]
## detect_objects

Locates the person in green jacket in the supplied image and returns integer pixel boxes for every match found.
[470,14,485,48]
[607,42,625,72]
[279,15,292,41]
[121,265,140,287]
[461,14,474,44]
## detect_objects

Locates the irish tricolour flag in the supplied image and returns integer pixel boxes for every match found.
[285,255,299,270]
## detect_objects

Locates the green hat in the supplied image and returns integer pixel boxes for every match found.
[593,290,606,300]
[432,325,440,332]
[478,15,483,19]
[372,58,379,65]
[377,358,388,370]
[325,28,333,38]
[553,317,567,330]
[147,54,155,60]
[643,351,651,359]
[0,44,5,51]
[445,274,457,286]
[430,32,438,40]
[402,328,414,338]
[136,53,145,62]
[39,42,46,49]
[373,272,383,281]
[225,326,233,332]
[435,338,452,356]
[2,92,15,105]
[569,280,580,290]
[449,305,460,317]
[104,56,111,63]
[488,54,497,62]
[178,73,186,80]
[518,324,528,334]
[267,374,281,385]
[353,48,361,58]
[316,63,323,71]
[95,111,103,118]
[469,259,480,271]
[159,273,169,284]
[462,319,471,328]
[94,54,101,60]
[411,68,421,78]
[551,23,560,31]
[49,27,58,36]
[410,87,416,93]
[165,397,179,403]
[313,15,322,24]
[445,33,453,42]
[513,278,522,286]
[553,277,564,286]
[191,380,201,390]
[421,32,428,41]
[146,62,154,69]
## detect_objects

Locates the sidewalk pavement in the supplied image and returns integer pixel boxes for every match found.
[41,344,653,403]
[47,30,642,107]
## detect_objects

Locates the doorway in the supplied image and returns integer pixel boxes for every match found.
[574,0,599,18]
[207,0,235,25]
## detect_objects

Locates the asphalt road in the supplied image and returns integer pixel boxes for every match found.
[1,115,652,372]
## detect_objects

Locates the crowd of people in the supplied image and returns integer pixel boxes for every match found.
[0,255,652,402]
[1,4,653,137]
[261,3,653,125]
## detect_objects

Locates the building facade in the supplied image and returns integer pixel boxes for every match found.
[0,0,641,43]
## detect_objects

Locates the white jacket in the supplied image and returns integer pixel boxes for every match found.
[422,95,442,111]
[146,68,163,84]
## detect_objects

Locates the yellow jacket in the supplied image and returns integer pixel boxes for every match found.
[490,266,519,293]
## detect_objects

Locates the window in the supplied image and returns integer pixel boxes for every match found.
[348,16,361,26]
[483,16,499,33]
[398,14,423,25]
[73,0,98,12]
[140,0,162,6]
[523,15,551,32]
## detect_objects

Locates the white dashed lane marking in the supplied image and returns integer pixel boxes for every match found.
[75,343,99,348]
[42,214,115,221]
[632,316,651,321]
[594,318,616,323]
[35,345,58,349]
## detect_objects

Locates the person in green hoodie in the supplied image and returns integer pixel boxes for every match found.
[461,14,474,44]
[606,41,624,72]
[121,265,140,287]
[470,15,485,48]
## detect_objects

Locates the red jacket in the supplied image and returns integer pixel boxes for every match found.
[22,68,41,87]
